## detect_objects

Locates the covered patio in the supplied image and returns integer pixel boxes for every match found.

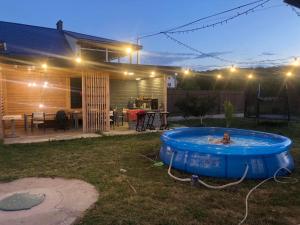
[0,62,177,144]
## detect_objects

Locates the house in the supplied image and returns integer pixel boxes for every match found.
[0,20,181,140]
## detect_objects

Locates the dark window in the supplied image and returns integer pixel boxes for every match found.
[70,78,82,109]
[0,41,6,52]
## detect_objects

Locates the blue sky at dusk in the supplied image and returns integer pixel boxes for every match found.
[1,0,299,70]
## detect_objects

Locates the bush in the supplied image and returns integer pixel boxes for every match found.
[175,94,215,125]
[224,100,235,127]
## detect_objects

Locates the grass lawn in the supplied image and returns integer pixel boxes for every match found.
[0,118,299,225]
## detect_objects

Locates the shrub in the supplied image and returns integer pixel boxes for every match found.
[175,95,215,125]
[224,100,235,127]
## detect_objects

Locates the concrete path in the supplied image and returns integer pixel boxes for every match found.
[0,178,99,225]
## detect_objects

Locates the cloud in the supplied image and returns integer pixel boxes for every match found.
[260,52,276,56]
[140,50,232,65]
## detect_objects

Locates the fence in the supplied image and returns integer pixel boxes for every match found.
[167,89,245,114]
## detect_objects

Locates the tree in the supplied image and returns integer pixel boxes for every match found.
[224,100,235,127]
[175,94,215,125]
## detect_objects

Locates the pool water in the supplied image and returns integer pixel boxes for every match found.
[178,135,275,147]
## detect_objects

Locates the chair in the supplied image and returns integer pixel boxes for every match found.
[55,110,69,130]
[136,111,146,132]
[114,108,125,126]
[109,110,115,129]
[31,112,46,132]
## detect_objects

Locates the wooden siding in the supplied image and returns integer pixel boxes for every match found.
[137,77,165,108]
[3,68,70,116]
[82,71,110,133]
[110,79,137,109]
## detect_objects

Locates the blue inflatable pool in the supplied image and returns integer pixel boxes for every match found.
[160,127,294,179]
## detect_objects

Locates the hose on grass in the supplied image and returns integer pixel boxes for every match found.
[238,167,298,225]
[167,151,298,225]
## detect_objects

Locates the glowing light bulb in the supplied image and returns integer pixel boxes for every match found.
[128,72,134,76]
[75,57,82,63]
[230,65,236,73]
[150,71,156,78]
[293,57,299,67]
[184,69,189,75]
[42,63,48,70]
[32,82,37,87]
[39,104,44,108]
[126,47,132,54]
[43,81,48,88]
[28,83,32,87]
[136,78,141,81]
[248,74,253,79]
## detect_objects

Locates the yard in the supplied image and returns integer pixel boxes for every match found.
[0,118,299,225]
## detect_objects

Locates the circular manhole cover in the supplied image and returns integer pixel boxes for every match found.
[0,192,45,211]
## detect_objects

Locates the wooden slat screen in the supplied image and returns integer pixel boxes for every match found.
[0,69,3,139]
[82,71,109,133]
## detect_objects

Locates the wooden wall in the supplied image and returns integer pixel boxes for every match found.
[137,77,165,107]
[82,71,110,133]
[110,79,137,109]
[110,77,166,109]
[2,68,72,116]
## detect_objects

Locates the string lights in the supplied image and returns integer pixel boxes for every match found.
[137,0,270,39]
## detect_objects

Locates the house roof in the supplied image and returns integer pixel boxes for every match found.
[0,21,141,59]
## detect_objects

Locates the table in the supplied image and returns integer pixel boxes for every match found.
[159,112,170,130]
[2,115,23,138]
[71,111,82,129]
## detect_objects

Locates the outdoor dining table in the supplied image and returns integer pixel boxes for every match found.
[2,115,23,138]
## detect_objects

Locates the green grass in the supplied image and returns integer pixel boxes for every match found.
[0,118,299,225]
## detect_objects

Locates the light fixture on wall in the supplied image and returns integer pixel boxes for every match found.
[38,103,44,109]
[125,47,132,54]
[216,74,223,79]
[75,56,82,63]
[150,71,156,78]
[41,63,48,70]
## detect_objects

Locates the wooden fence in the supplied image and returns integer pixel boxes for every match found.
[167,89,245,114]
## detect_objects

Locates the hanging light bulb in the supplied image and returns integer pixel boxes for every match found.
[43,81,48,88]
[292,57,299,67]
[41,63,48,70]
[39,103,44,109]
[230,65,237,73]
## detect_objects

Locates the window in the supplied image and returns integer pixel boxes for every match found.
[70,78,82,109]
[0,41,6,52]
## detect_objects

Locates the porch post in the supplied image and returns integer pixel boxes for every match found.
[163,75,168,112]
[82,72,87,133]
[0,67,3,139]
